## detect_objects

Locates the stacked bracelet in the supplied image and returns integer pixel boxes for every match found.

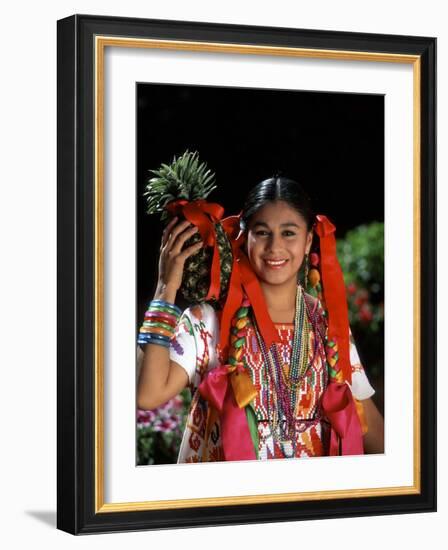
[138,299,182,348]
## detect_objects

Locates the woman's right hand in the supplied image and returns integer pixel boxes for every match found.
[155,216,203,299]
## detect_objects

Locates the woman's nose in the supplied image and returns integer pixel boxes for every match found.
[266,232,282,252]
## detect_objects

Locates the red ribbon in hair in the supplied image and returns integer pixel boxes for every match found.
[314,214,352,385]
[320,382,364,455]
[166,199,224,301]
[165,201,279,360]
[217,213,280,360]
[315,214,365,455]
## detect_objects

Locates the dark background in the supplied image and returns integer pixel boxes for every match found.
[136,82,385,428]
[137,82,384,318]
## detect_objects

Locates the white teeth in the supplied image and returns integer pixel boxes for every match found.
[265,259,286,265]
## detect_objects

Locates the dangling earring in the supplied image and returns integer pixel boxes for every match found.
[307,252,322,298]
[298,253,309,289]
[304,253,309,290]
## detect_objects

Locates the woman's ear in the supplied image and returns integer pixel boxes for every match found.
[305,230,313,255]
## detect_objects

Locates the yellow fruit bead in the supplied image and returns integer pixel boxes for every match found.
[236,318,248,330]
[308,268,320,288]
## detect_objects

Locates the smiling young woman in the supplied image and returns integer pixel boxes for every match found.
[244,200,313,324]
[137,175,384,461]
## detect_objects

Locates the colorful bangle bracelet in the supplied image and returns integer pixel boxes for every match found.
[138,335,170,348]
[138,299,182,347]
[138,332,171,343]
[143,320,176,332]
[142,320,175,332]
[140,326,173,338]
[148,304,181,316]
[144,310,179,323]
[150,299,182,315]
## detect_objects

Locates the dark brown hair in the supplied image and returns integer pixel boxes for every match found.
[240,175,315,233]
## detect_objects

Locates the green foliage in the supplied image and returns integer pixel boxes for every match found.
[336,222,384,378]
[337,222,384,288]
[143,149,233,305]
[144,150,217,221]
[337,222,384,333]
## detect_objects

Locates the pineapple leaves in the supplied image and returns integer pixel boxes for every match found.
[144,150,217,215]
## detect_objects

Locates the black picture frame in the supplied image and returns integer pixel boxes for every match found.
[57,14,436,535]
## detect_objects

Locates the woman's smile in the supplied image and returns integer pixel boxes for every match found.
[264,258,289,269]
[246,200,313,287]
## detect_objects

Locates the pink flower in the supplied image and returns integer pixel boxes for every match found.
[136,397,184,433]
[359,304,373,322]
[355,288,369,306]
[137,409,156,423]
[172,395,183,408]
[347,282,357,295]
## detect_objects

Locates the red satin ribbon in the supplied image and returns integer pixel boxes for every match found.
[217,214,280,361]
[320,382,364,455]
[314,215,352,385]
[199,213,280,461]
[217,214,245,360]
[239,253,279,348]
[198,364,256,461]
[166,199,224,300]
[164,202,280,360]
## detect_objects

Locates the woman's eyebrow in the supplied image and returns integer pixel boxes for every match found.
[280,222,300,228]
[252,221,301,228]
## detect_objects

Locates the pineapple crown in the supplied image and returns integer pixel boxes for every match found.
[144,150,217,222]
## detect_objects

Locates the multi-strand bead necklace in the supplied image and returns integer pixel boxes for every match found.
[253,285,316,448]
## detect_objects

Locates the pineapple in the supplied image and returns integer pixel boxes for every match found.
[144,150,234,306]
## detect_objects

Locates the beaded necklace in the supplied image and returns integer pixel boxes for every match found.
[252,285,315,447]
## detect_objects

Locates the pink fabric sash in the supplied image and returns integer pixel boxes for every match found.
[320,382,364,455]
[198,364,256,461]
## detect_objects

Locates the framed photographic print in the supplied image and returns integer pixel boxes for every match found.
[57,14,436,534]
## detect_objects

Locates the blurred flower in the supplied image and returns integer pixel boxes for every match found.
[137,388,191,465]
[336,222,384,380]
[358,304,373,323]
[337,222,384,332]
[354,288,369,306]
[137,409,156,427]
[347,282,357,295]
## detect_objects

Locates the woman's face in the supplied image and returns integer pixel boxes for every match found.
[245,200,313,288]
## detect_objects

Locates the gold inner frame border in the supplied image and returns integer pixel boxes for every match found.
[94,36,421,513]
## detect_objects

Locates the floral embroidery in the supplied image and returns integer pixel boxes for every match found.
[352,363,364,373]
[176,298,374,463]
[185,455,200,463]
[170,336,184,355]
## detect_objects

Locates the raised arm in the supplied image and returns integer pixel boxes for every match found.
[137,216,203,410]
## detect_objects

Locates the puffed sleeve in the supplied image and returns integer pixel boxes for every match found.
[169,303,219,390]
[169,307,198,386]
[347,329,376,400]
